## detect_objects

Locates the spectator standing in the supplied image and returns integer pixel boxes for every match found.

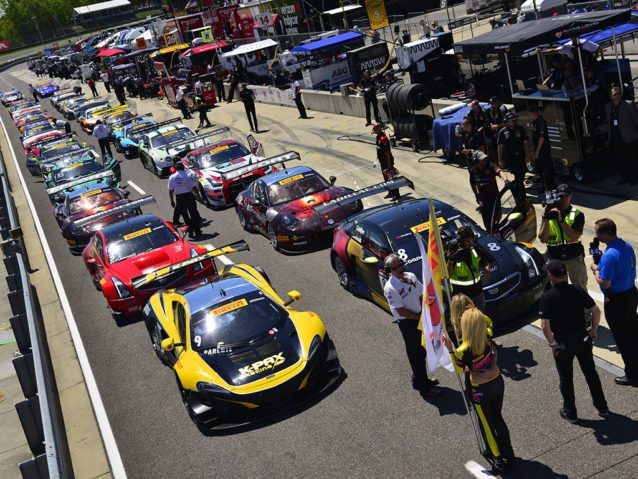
[29,84,39,102]
[87,78,99,98]
[92,120,112,159]
[195,95,212,130]
[100,71,111,93]
[538,184,587,290]
[239,83,259,132]
[214,66,226,102]
[605,86,638,185]
[539,260,609,423]
[590,218,638,386]
[175,86,192,120]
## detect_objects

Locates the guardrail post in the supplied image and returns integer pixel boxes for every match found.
[13,352,36,398]
[10,313,31,354]
[8,288,25,315]
[15,396,45,456]
[19,454,49,479]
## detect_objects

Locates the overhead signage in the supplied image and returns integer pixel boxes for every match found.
[347,42,390,85]
[365,0,390,30]
[255,12,275,29]
[277,0,303,35]
[201,27,213,43]
[397,37,440,69]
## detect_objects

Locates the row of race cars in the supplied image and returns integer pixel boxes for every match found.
[1,81,548,430]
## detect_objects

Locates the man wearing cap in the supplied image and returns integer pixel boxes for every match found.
[457,116,486,170]
[168,162,202,238]
[487,96,508,151]
[358,69,381,127]
[529,105,556,191]
[497,112,531,200]
[469,150,509,231]
[539,259,608,423]
[538,183,587,289]
[373,123,400,200]
[175,86,192,120]
[605,86,638,185]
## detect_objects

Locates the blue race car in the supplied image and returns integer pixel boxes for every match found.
[44,157,121,205]
[35,81,59,98]
[113,115,166,159]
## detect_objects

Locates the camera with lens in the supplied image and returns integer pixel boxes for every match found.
[589,237,602,265]
[542,189,564,219]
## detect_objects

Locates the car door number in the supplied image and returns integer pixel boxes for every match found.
[396,249,408,261]
[487,242,501,251]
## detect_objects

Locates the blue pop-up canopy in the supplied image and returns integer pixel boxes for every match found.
[291,32,364,53]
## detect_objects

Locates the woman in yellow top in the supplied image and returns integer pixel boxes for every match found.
[450,293,493,341]
[443,308,515,474]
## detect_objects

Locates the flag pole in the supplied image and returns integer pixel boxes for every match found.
[426,196,485,457]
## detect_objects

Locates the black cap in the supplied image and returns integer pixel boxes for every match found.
[504,112,518,121]
[528,104,541,113]
[544,259,567,277]
[557,183,571,195]
[174,161,185,170]
[489,96,499,103]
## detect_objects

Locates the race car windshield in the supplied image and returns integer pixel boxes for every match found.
[68,190,121,215]
[198,143,251,168]
[41,144,82,161]
[53,161,102,183]
[106,224,178,263]
[151,128,195,148]
[267,174,329,206]
[105,112,133,125]
[190,291,286,349]
[128,123,154,139]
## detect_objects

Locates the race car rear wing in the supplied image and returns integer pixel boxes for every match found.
[312,176,415,216]
[220,151,301,181]
[131,239,250,289]
[39,147,98,172]
[46,170,114,196]
[29,133,76,149]
[74,195,156,228]
[132,117,181,137]
[110,113,153,128]
[164,127,230,152]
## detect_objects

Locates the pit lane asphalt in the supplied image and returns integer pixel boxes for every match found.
[1,68,637,479]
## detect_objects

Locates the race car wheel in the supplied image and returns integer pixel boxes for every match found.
[153,160,161,177]
[268,224,280,251]
[236,207,254,232]
[199,185,212,208]
[333,256,352,291]
[150,323,170,366]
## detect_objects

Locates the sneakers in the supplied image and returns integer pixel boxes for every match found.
[598,407,610,417]
[560,408,578,423]
[614,375,638,386]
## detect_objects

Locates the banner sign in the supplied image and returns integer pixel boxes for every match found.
[178,14,204,33]
[255,12,275,29]
[201,27,213,43]
[365,0,390,30]
[347,42,390,86]
[276,0,303,35]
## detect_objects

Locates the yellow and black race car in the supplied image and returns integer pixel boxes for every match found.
[142,242,342,431]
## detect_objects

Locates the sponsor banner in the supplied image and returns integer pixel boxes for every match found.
[347,42,390,86]
[365,0,390,30]
[397,37,440,70]
[201,27,213,43]
[302,60,351,90]
[178,14,204,33]
[276,0,303,35]
[252,85,296,107]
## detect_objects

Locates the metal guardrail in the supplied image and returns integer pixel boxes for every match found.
[0,151,73,478]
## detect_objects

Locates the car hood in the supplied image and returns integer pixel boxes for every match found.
[109,242,188,281]
[200,154,260,176]
[272,186,354,220]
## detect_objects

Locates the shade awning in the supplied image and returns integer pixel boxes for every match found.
[96,47,125,58]
[191,42,229,54]
[122,47,159,58]
[222,39,277,58]
[290,31,363,53]
[323,5,362,15]
[158,43,190,55]
[454,9,632,56]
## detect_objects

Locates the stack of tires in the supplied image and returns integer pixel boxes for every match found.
[386,83,431,152]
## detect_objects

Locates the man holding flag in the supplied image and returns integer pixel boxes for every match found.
[383,254,443,398]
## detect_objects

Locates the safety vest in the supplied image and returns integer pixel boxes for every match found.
[450,248,481,286]
[547,207,582,246]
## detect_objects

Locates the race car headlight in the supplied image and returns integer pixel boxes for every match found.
[515,246,539,279]
[308,335,322,359]
[207,177,222,188]
[191,248,204,272]
[280,215,298,230]
[112,276,133,298]
[197,382,232,397]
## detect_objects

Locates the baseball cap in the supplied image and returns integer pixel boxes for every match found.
[504,112,518,121]
[544,259,567,277]
[557,183,572,196]
[174,161,185,170]
[489,96,499,103]
[472,150,489,163]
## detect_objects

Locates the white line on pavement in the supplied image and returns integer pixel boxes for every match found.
[465,460,496,478]
[0,116,128,478]
[204,244,233,266]
[126,180,145,195]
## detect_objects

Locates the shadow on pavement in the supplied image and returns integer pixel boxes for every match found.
[424,387,469,416]
[498,346,538,381]
[577,412,638,446]
[507,458,569,479]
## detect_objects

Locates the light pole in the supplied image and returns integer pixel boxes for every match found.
[31,16,45,46]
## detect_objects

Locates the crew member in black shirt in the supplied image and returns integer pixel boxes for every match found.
[239,83,259,133]
[358,69,381,126]
[497,113,530,200]
[469,151,509,231]
[457,116,486,170]
[467,100,488,135]
[487,96,508,152]
[529,104,556,191]
[539,260,609,423]
[373,123,399,200]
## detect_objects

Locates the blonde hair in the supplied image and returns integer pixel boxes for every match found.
[451,293,475,337]
[460,308,490,356]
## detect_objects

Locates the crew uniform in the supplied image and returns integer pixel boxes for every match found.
[168,166,202,237]
[497,115,528,200]
[450,339,514,465]
[375,127,399,199]
[531,111,556,190]
[539,263,608,420]
[469,153,503,232]
[461,125,486,169]
[544,203,587,290]
[92,122,112,158]
[449,247,487,311]
[359,75,381,126]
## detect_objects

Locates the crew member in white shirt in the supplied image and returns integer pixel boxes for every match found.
[168,162,201,238]
[92,120,112,158]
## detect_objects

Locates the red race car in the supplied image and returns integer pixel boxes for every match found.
[82,213,217,319]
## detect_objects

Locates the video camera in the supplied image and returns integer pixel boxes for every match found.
[589,237,602,265]
[542,189,564,220]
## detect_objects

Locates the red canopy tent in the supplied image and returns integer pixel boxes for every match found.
[96,47,125,58]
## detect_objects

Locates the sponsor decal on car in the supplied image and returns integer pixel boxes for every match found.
[161,129,178,136]
[238,352,285,377]
[410,217,446,234]
[123,227,152,241]
[210,298,248,316]
[210,145,230,154]
[278,174,304,186]
[81,189,103,198]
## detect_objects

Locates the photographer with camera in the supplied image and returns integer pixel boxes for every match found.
[590,218,638,387]
[446,226,493,311]
[538,184,587,290]
[383,254,443,398]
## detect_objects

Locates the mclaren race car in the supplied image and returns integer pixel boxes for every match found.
[45,157,121,205]
[235,163,363,252]
[35,81,59,97]
[112,115,157,158]
[325,178,546,327]
[143,248,342,430]
[82,214,215,318]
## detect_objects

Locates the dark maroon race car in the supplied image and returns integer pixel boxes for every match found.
[234,165,363,252]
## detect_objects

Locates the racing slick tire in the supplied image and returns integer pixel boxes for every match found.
[332,254,353,292]
[236,206,254,232]
[267,224,280,251]
[199,184,212,209]
[145,318,171,366]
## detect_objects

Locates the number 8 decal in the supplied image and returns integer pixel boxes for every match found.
[397,249,408,261]
[487,242,501,252]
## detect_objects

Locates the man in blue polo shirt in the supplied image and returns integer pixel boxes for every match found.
[590,218,638,386]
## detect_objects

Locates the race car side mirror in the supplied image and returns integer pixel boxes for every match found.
[161,337,185,351]
[363,256,379,264]
[284,290,302,306]
[507,212,523,221]
[329,176,336,185]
